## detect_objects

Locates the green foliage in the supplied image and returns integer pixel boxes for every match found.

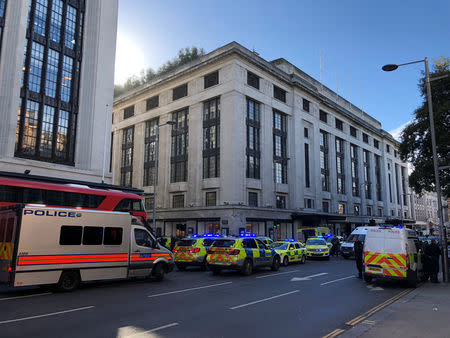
[114,47,205,97]
[398,56,450,197]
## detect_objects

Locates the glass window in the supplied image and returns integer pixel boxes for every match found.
[0,0,6,19]
[49,0,63,43]
[39,105,55,158]
[120,127,134,187]
[171,108,189,182]
[104,227,123,245]
[173,194,184,208]
[143,117,158,186]
[60,225,82,245]
[173,83,187,100]
[60,55,73,102]
[28,42,44,93]
[247,71,260,89]
[134,229,154,248]
[350,126,357,137]
[204,71,219,89]
[124,105,134,119]
[33,0,48,36]
[64,5,76,49]
[276,195,286,209]
[319,110,327,123]
[206,192,216,206]
[203,98,220,179]
[82,226,103,245]
[45,49,59,98]
[335,118,343,130]
[242,239,258,249]
[274,85,286,102]
[55,110,69,160]
[21,100,40,155]
[146,96,159,110]
[303,99,310,112]
[249,192,258,207]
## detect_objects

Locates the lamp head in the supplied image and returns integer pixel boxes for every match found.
[382,64,399,72]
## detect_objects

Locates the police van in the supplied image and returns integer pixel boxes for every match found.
[340,227,370,259]
[0,205,174,291]
[363,225,423,287]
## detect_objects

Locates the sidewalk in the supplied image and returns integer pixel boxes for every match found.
[341,282,450,338]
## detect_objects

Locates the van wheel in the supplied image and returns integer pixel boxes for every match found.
[408,272,418,288]
[151,263,165,282]
[241,259,253,276]
[300,255,306,264]
[283,256,289,266]
[57,271,80,292]
[271,256,280,271]
[364,274,373,283]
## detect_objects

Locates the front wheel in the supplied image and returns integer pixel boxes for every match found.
[57,271,80,292]
[283,256,289,266]
[271,256,280,271]
[364,274,373,283]
[151,263,165,282]
[241,259,253,276]
[300,255,306,264]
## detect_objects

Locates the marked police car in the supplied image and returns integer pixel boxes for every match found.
[173,234,217,270]
[206,234,281,276]
[271,239,307,266]
[305,237,330,260]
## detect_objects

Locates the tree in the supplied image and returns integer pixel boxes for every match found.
[398,56,450,197]
[114,46,205,97]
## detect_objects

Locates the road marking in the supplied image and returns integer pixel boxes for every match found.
[0,292,52,301]
[346,288,413,326]
[322,328,346,338]
[291,272,328,281]
[120,322,179,337]
[362,320,376,325]
[230,290,299,310]
[0,306,95,325]
[256,269,302,279]
[148,281,232,298]
[321,275,355,285]
[366,284,384,291]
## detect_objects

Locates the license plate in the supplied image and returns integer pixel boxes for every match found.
[368,267,382,273]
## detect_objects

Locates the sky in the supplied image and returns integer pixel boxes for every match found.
[115,0,450,134]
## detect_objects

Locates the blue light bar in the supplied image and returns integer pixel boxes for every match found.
[240,233,256,237]
[284,238,295,242]
[317,235,324,238]
[213,234,221,237]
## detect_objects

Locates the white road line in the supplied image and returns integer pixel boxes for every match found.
[0,292,52,301]
[148,281,232,298]
[125,322,179,337]
[0,306,95,325]
[321,275,355,286]
[230,290,299,310]
[256,269,302,279]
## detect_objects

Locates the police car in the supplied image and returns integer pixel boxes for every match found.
[173,234,217,270]
[305,237,330,260]
[256,236,274,246]
[271,239,307,266]
[206,234,281,275]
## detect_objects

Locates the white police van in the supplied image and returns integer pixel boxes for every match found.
[340,227,370,259]
[0,205,174,291]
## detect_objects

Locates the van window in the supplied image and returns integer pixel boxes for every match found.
[242,239,258,249]
[83,226,103,245]
[60,226,82,245]
[134,229,154,248]
[104,227,123,245]
[114,198,144,212]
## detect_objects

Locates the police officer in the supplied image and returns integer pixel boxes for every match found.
[331,236,340,257]
[426,239,441,283]
[422,241,431,282]
[354,236,364,278]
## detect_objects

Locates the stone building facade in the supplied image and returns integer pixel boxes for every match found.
[0,0,118,182]
[113,42,412,239]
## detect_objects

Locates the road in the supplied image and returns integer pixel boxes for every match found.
[0,257,409,338]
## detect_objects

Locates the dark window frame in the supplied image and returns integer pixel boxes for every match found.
[172,194,185,208]
[146,95,159,111]
[173,83,187,101]
[203,97,220,179]
[319,110,327,123]
[335,118,343,130]
[302,98,310,112]
[304,143,310,188]
[276,194,286,209]
[336,137,345,194]
[205,191,217,206]
[273,110,288,184]
[248,192,258,207]
[273,85,286,103]
[204,71,219,89]
[363,133,369,143]
[246,97,261,179]
[247,71,260,90]
[143,117,159,186]
[350,126,357,138]
[319,130,329,191]
[363,149,372,199]
[123,105,134,119]
[171,108,189,182]
[350,144,359,197]
[120,126,134,187]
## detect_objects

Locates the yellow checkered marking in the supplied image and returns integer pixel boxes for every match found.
[0,242,14,261]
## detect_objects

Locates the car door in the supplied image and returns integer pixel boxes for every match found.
[256,239,272,266]
[295,243,304,260]
[130,227,156,277]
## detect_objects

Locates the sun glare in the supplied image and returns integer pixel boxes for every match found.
[114,33,145,85]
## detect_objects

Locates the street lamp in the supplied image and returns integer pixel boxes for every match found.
[382,58,449,282]
[151,120,176,235]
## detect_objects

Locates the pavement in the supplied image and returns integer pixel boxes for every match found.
[340,281,450,338]
[0,257,412,338]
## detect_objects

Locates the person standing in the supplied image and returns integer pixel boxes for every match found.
[354,237,364,278]
[426,239,441,283]
[331,236,340,257]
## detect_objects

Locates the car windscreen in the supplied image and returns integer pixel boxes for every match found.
[212,239,235,247]
[176,239,197,246]
[307,239,326,246]
[202,239,214,246]
[346,234,357,242]
[358,234,366,242]
[272,242,288,250]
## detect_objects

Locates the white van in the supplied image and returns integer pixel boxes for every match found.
[340,227,370,258]
[0,205,174,291]
[363,225,423,287]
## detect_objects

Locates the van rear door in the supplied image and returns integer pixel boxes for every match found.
[0,207,20,284]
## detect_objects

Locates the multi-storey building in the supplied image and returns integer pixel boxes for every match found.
[0,0,118,182]
[412,192,448,234]
[112,42,412,239]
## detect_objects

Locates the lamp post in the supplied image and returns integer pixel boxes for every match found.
[152,120,176,235]
[382,58,448,282]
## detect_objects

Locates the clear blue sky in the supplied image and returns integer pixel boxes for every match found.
[115,0,450,134]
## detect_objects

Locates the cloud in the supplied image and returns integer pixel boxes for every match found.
[389,120,412,141]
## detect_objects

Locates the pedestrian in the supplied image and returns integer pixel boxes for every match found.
[331,236,340,257]
[426,239,441,283]
[354,236,364,279]
[422,241,431,282]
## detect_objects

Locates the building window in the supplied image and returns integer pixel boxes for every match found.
[49,0,63,43]
[276,195,286,209]
[247,71,260,89]
[273,85,286,103]
[350,126,357,138]
[173,83,187,101]
[120,127,134,187]
[350,144,359,196]
[273,110,287,184]
[304,143,310,188]
[363,150,372,199]
[246,98,260,179]
[171,108,189,182]
[335,118,343,131]
[304,127,309,138]
[388,173,393,203]
[173,194,184,208]
[322,200,329,213]
[28,41,44,93]
[320,130,329,191]
[386,144,390,153]
[203,98,220,178]
[395,164,400,205]
[45,49,59,98]
[319,110,327,123]
[401,166,407,206]
[248,192,258,207]
[143,118,159,186]
[336,137,345,194]
[144,194,154,210]
[146,95,159,110]
[205,192,217,206]
[354,204,360,216]
[124,105,134,119]
[375,155,382,201]
[366,206,372,216]
[338,202,346,215]
[302,98,310,112]
[374,139,379,149]
[305,198,314,209]
[204,71,219,89]
[33,0,48,37]
[394,150,398,158]
[378,207,383,217]
[363,133,369,143]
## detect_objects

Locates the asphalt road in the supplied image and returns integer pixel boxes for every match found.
[0,256,409,338]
